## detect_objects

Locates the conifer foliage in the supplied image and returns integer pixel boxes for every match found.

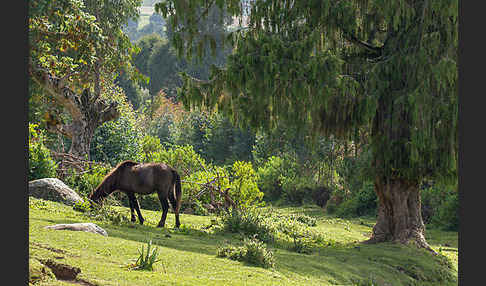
[156,0,458,250]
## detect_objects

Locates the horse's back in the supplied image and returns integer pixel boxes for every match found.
[122,162,174,194]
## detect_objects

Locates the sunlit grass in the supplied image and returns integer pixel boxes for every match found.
[29,198,458,286]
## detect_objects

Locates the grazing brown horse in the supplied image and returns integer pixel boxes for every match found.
[88,160,182,228]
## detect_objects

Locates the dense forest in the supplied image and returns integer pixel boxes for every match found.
[28,0,458,250]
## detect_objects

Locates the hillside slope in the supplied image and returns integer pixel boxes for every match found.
[29,198,458,286]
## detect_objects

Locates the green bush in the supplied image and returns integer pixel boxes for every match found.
[275,217,314,254]
[240,237,275,268]
[291,214,317,227]
[257,155,318,205]
[85,201,130,225]
[73,198,92,213]
[217,237,275,268]
[63,164,111,198]
[141,134,164,162]
[220,208,276,242]
[220,207,324,254]
[153,144,207,177]
[90,114,143,166]
[333,182,377,218]
[281,179,313,205]
[229,161,264,209]
[432,191,458,231]
[256,156,285,201]
[28,123,58,181]
[421,185,458,231]
[182,165,229,206]
[325,196,340,214]
[164,151,263,212]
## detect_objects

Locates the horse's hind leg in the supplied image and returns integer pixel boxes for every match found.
[168,189,181,228]
[156,191,169,228]
[127,192,144,225]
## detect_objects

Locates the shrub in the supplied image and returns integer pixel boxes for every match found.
[256,156,285,201]
[292,214,317,227]
[241,237,275,268]
[432,191,458,231]
[153,144,207,177]
[217,244,245,260]
[73,198,91,213]
[220,208,275,242]
[311,186,331,208]
[217,237,275,268]
[85,201,129,225]
[421,185,458,231]
[64,164,110,198]
[178,157,263,213]
[325,195,340,214]
[220,208,322,254]
[183,165,230,206]
[257,155,318,205]
[28,123,58,181]
[141,134,164,162]
[275,217,314,254]
[90,114,143,166]
[229,161,264,209]
[332,182,377,218]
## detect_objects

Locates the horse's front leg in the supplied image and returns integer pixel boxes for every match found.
[127,192,144,225]
[156,192,169,228]
[127,195,136,223]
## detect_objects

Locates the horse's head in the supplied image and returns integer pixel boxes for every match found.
[88,174,117,204]
[88,165,124,204]
[88,188,104,204]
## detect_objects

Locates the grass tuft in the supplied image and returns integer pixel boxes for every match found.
[129,240,165,272]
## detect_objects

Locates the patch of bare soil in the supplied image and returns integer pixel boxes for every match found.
[38,259,98,286]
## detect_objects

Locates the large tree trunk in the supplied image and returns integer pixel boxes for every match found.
[67,119,96,160]
[364,177,433,252]
[30,67,120,165]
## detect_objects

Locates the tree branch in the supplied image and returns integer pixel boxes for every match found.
[343,32,383,54]
[45,121,74,139]
[100,102,120,124]
[30,66,84,120]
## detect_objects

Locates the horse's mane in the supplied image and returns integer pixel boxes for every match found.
[90,160,139,198]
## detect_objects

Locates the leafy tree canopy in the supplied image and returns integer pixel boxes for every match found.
[29,0,144,92]
[28,0,146,159]
[156,0,458,185]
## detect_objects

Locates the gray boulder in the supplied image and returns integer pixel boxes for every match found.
[29,178,83,206]
[44,223,108,236]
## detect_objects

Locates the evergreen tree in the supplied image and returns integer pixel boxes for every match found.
[156,0,458,250]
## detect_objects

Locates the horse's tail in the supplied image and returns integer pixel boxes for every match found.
[169,169,182,213]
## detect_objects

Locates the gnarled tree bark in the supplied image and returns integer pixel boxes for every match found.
[30,66,120,163]
[363,177,433,252]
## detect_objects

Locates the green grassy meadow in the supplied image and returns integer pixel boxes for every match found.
[29,198,458,286]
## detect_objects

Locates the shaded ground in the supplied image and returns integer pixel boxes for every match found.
[29,198,458,286]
